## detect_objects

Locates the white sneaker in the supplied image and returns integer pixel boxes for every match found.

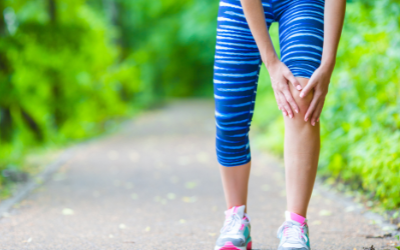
[277,211,311,250]
[214,205,252,250]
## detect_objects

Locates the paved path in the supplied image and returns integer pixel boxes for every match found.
[0,99,396,250]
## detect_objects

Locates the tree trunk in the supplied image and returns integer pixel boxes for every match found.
[48,0,56,23]
[103,0,118,25]
[0,3,7,36]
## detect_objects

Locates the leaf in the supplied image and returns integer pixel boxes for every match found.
[167,193,176,200]
[62,208,74,215]
[185,181,198,189]
[319,210,332,216]
[182,196,197,203]
[311,220,322,225]
[196,152,209,163]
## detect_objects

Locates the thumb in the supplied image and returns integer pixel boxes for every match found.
[300,76,316,98]
[285,69,302,91]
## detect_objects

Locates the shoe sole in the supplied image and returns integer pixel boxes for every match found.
[214,240,252,250]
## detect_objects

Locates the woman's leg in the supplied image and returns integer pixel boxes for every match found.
[213,0,267,212]
[212,3,264,249]
[219,161,251,210]
[276,0,325,219]
[283,77,320,218]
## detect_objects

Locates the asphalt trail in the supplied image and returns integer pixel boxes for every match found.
[0,99,395,250]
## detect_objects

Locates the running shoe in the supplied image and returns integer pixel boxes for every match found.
[277,211,310,250]
[214,205,252,250]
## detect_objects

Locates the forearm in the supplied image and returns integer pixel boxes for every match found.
[321,0,346,70]
[240,0,278,67]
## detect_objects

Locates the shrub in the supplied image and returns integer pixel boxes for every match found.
[0,0,141,188]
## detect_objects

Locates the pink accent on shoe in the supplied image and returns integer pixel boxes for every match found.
[289,212,306,224]
[240,224,245,230]
[246,241,252,250]
[233,206,238,213]
[219,241,242,250]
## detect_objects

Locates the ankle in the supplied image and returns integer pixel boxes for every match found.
[285,211,307,225]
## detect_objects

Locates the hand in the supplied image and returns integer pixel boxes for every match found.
[267,58,302,118]
[300,66,333,126]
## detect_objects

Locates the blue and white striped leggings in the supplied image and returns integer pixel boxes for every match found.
[214,0,325,167]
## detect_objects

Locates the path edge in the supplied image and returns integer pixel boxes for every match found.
[0,113,140,220]
[0,147,77,219]
[314,179,399,234]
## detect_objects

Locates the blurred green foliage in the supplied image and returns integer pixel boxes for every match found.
[253,0,400,209]
[0,0,217,190]
[0,0,139,187]
[114,0,217,98]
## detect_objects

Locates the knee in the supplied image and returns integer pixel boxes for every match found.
[293,90,313,116]
[290,78,314,116]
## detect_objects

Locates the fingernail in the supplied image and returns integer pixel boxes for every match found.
[312,121,315,126]
[289,114,293,118]
[317,119,320,122]
[296,85,302,90]
[300,93,304,98]
[295,109,299,113]
[305,117,308,122]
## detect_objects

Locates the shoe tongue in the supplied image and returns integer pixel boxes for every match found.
[285,211,306,225]
[225,205,245,218]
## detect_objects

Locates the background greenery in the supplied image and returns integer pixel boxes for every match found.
[0,0,399,210]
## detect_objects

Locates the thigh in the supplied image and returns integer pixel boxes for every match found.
[277,0,325,79]
[214,0,268,122]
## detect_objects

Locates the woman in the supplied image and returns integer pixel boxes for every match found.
[213,0,345,249]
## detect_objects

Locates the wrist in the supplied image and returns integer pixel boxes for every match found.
[320,56,336,72]
[263,52,280,70]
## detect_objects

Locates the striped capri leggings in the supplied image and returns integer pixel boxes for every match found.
[213,0,325,167]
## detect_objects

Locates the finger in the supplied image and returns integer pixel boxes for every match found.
[273,91,282,110]
[277,93,288,116]
[282,88,299,114]
[300,76,317,98]
[284,70,302,91]
[311,101,324,126]
[304,97,319,122]
[279,92,293,118]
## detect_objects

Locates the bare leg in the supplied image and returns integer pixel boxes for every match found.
[284,77,320,218]
[219,162,251,212]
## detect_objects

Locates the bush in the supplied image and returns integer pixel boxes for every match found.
[115,0,218,98]
[0,0,141,188]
